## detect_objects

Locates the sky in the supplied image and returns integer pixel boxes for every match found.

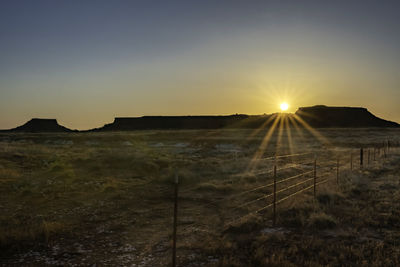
[1,0,400,130]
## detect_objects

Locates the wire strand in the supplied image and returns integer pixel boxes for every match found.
[255,152,314,162]
[276,170,313,185]
[236,175,314,209]
[227,175,336,225]
[181,169,316,211]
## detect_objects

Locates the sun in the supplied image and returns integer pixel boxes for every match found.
[280,102,289,111]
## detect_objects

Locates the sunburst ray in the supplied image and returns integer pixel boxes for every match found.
[247,114,280,171]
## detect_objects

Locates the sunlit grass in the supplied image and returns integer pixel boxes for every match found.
[247,111,332,172]
[0,130,399,265]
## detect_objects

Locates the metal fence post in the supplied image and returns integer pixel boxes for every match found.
[172,173,179,267]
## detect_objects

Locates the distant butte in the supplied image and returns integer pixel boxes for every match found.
[1,106,398,132]
[0,118,74,133]
[295,105,399,128]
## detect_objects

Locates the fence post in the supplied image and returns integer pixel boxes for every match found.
[313,157,317,198]
[172,173,179,267]
[336,157,339,185]
[367,149,370,166]
[350,153,353,171]
[383,144,387,159]
[373,147,376,161]
[383,142,386,158]
[388,140,390,153]
[273,163,277,227]
[360,148,363,169]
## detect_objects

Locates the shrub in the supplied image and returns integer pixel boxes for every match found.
[196,183,233,193]
[317,191,343,206]
[308,212,337,230]
[223,216,263,234]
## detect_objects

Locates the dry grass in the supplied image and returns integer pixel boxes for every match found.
[0,129,399,265]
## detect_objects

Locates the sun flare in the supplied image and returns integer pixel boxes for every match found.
[280,102,289,111]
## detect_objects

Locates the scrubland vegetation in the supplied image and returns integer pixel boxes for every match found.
[0,128,400,265]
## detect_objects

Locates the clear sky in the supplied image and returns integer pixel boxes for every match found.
[1,0,399,130]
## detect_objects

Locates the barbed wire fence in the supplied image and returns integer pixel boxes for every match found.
[167,139,399,266]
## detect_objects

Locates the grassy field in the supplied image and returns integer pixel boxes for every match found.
[0,128,399,266]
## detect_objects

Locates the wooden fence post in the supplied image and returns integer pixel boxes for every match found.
[273,163,277,227]
[383,144,387,159]
[367,149,370,166]
[313,158,317,198]
[360,148,363,169]
[350,153,353,171]
[373,147,376,161]
[336,157,339,185]
[172,173,179,267]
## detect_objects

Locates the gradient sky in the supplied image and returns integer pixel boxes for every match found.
[1,0,400,130]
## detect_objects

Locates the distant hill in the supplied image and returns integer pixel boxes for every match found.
[1,106,398,132]
[296,105,399,128]
[0,118,73,133]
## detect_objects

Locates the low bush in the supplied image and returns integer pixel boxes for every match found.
[308,212,337,229]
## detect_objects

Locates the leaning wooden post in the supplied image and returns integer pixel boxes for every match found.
[360,148,363,169]
[273,162,277,227]
[313,157,317,198]
[172,173,179,267]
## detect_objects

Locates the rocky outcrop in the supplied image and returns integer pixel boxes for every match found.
[1,118,73,132]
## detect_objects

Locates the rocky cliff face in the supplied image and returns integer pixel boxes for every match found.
[2,118,73,132]
[295,105,398,128]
